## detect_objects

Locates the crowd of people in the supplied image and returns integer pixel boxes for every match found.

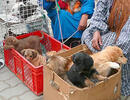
[42,0,130,99]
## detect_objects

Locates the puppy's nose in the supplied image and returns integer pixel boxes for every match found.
[124,58,128,64]
[26,57,31,61]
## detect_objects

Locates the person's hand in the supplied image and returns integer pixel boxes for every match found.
[92,30,102,50]
[78,14,88,31]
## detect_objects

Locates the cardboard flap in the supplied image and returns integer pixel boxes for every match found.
[57,44,92,58]
[45,66,76,93]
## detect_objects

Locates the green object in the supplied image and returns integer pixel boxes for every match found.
[40,43,47,54]
[57,2,61,11]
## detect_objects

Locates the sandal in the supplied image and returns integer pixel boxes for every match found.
[0,59,4,69]
[119,95,130,100]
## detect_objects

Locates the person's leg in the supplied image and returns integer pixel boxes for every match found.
[69,38,81,48]
[116,40,130,97]
[120,95,130,100]
[64,38,81,48]
[60,38,81,48]
[116,18,130,97]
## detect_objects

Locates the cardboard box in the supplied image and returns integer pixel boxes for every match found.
[44,44,121,100]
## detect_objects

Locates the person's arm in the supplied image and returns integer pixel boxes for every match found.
[78,14,89,30]
[78,0,95,31]
[80,0,95,16]
[89,0,112,50]
[43,0,56,10]
[92,30,102,50]
[89,0,110,34]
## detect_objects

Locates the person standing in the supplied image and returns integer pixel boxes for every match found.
[42,0,95,47]
[81,0,130,99]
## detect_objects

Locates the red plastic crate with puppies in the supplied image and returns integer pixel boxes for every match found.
[3,31,70,95]
[44,44,124,100]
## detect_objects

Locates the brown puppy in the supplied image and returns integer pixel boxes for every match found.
[46,56,68,77]
[46,55,72,85]
[46,51,57,57]
[46,49,68,57]
[4,36,42,54]
[91,46,127,77]
[21,49,46,67]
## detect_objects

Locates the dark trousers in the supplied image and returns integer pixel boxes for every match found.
[60,38,81,48]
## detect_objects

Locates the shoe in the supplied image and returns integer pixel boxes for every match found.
[0,59,4,69]
[120,95,130,100]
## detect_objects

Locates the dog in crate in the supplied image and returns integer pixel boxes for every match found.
[4,35,42,54]
[21,49,46,67]
[67,52,107,88]
[91,46,127,77]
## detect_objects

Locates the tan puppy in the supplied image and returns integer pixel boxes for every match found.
[46,55,72,85]
[21,49,46,67]
[46,51,57,57]
[4,36,42,54]
[46,49,68,57]
[46,55,68,77]
[91,46,127,77]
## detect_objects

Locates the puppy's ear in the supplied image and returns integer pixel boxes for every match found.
[12,38,17,43]
[21,49,26,56]
[72,55,80,64]
[32,50,38,59]
[12,38,18,45]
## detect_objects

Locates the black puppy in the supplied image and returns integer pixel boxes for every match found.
[67,52,106,88]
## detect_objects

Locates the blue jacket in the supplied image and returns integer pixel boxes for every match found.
[42,0,95,40]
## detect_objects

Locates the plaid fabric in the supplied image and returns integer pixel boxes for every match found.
[81,0,130,96]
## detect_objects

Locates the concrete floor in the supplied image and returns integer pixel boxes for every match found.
[0,65,43,100]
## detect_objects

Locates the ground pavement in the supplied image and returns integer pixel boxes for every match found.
[0,66,43,100]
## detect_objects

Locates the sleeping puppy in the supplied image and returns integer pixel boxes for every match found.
[67,52,107,88]
[21,49,46,67]
[46,55,68,78]
[4,36,42,54]
[46,55,72,84]
[91,46,127,77]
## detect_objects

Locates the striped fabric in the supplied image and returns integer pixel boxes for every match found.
[81,0,130,96]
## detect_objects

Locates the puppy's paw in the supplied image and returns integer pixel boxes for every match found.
[103,77,108,82]
[4,45,14,50]
[85,79,95,88]
[108,62,120,69]
[96,74,107,81]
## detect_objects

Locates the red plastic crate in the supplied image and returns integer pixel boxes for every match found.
[3,31,70,95]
